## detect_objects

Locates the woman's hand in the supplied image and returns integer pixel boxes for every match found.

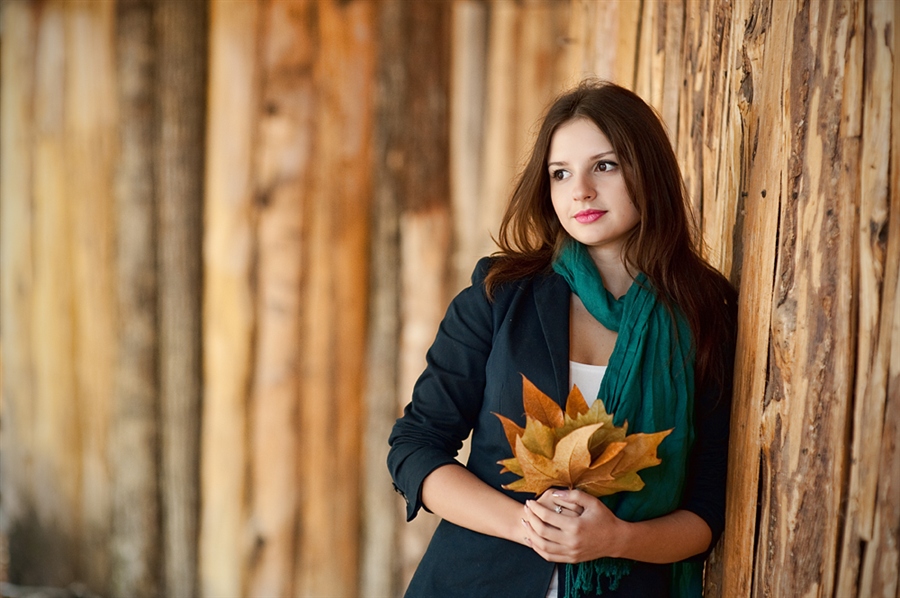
[521,488,626,563]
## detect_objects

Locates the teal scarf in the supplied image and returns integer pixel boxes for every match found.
[552,241,702,597]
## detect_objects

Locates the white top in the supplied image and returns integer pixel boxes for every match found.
[568,360,607,407]
[545,362,608,597]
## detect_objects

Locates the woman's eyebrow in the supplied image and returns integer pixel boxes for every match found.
[547,150,616,168]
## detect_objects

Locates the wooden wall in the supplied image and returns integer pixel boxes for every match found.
[0,1,897,597]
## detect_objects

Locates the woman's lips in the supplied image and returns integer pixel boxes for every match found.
[575,209,605,223]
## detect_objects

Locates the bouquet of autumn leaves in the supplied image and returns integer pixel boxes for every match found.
[495,376,672,497]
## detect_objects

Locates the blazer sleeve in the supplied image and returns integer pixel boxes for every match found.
[677,381,731,560]
[678,342,736,559]
[387,258,495,522]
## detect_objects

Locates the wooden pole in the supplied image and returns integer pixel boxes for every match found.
[716,0,792,594]
[361,2,405,595]
[0,0,40,582]
[836,0,892,595]
[449,0,488,290]
[65,1,118,587]
[31,2,81,585]
[851,2,900,595]
[200,1,260,594]
[111,0,160,594]
[243,1,313,595]
[155,1,207,595]
[295,1,375,594]
[394,1,454,589]
[753,1,859,594]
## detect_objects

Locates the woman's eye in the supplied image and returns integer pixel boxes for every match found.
[550,169,569,181]
[596,160,619,172]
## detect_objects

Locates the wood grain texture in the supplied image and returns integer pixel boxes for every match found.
[571,0,641,89]
[716,1,789,595]
[31,2,82,585]
[155,1,207,595]
[200,1,260,594]
[857,4,900,595]
[837,1,892,595]
[392,2,454,587]
[295,1,375,595]
[755,2,859,595]
[450,0,489,289]
[360,2,405,593]
[243,1,312,595]
[0,0,41,584]
[111,0,160,595]
[66,3,118,587]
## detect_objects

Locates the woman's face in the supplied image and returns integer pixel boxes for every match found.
[547,118,640,260]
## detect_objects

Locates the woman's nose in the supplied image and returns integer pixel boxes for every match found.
[572,172,595,201]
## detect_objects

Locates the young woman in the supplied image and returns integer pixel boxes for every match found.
[387,80,737,597]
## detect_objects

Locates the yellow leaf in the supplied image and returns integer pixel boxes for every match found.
[547,422,604,486]
[498,457,523,476]
[611,429,671,476]
[521,416,557,459]
[522,375,564,428]
[497,376,673,498]
[566,384,590,419]
[494,412,524,453]
[504,435,562,495]
[578,470,645,496]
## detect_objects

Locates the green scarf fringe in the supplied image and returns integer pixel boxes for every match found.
[565,559,631,597]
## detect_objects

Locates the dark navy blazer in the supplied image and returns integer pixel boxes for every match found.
[387,258,731,597]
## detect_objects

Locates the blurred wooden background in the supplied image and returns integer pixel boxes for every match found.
[1,0,897,597]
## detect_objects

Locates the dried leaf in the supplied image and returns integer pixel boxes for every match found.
[498,456,523,476]
[521,416,556,458]
[495,377,672,498]
[495,413,524,454]
[522,375,564,428]
[565,384,589,419]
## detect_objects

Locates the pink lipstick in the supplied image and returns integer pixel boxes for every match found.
[575,209,605,223]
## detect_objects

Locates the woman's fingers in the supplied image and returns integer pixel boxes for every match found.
[536,489,582,516]
[524,500,561,533]
[520,510,574,562]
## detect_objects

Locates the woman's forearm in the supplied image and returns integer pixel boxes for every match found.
[523,491,712,564]
[615,509,711,563]
[421,463,526,544]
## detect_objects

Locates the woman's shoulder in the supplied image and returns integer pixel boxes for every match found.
[474,253,558,298]
[470,256,495,286]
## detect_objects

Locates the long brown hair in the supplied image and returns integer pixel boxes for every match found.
[486,80,737,395]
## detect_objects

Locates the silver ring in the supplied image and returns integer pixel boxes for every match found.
[555,505,563,514]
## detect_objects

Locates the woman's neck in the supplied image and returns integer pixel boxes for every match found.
[587,247,634,298]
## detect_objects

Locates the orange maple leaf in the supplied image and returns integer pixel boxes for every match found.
[495,375,672,497]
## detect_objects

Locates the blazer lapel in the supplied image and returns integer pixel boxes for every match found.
[533,271,571,405]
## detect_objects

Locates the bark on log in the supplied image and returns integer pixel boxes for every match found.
[396,5,454,586]
[31,2,82,585]
[155,1,207,595]
[716,1,790,594]
[701,1,743,277]
[837,1,893,595]
[479,1,519,252]
[111,0,160,595]
[65,1,117,587]
[361,2,405,595]
[855,4,900,595]
[295,1,375,595]
[243,1,313,595]
[200,1,260,594]
[568,0,640,89]
[450,0,488,289]
[0,0,41,584]
[755,2,859,595]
